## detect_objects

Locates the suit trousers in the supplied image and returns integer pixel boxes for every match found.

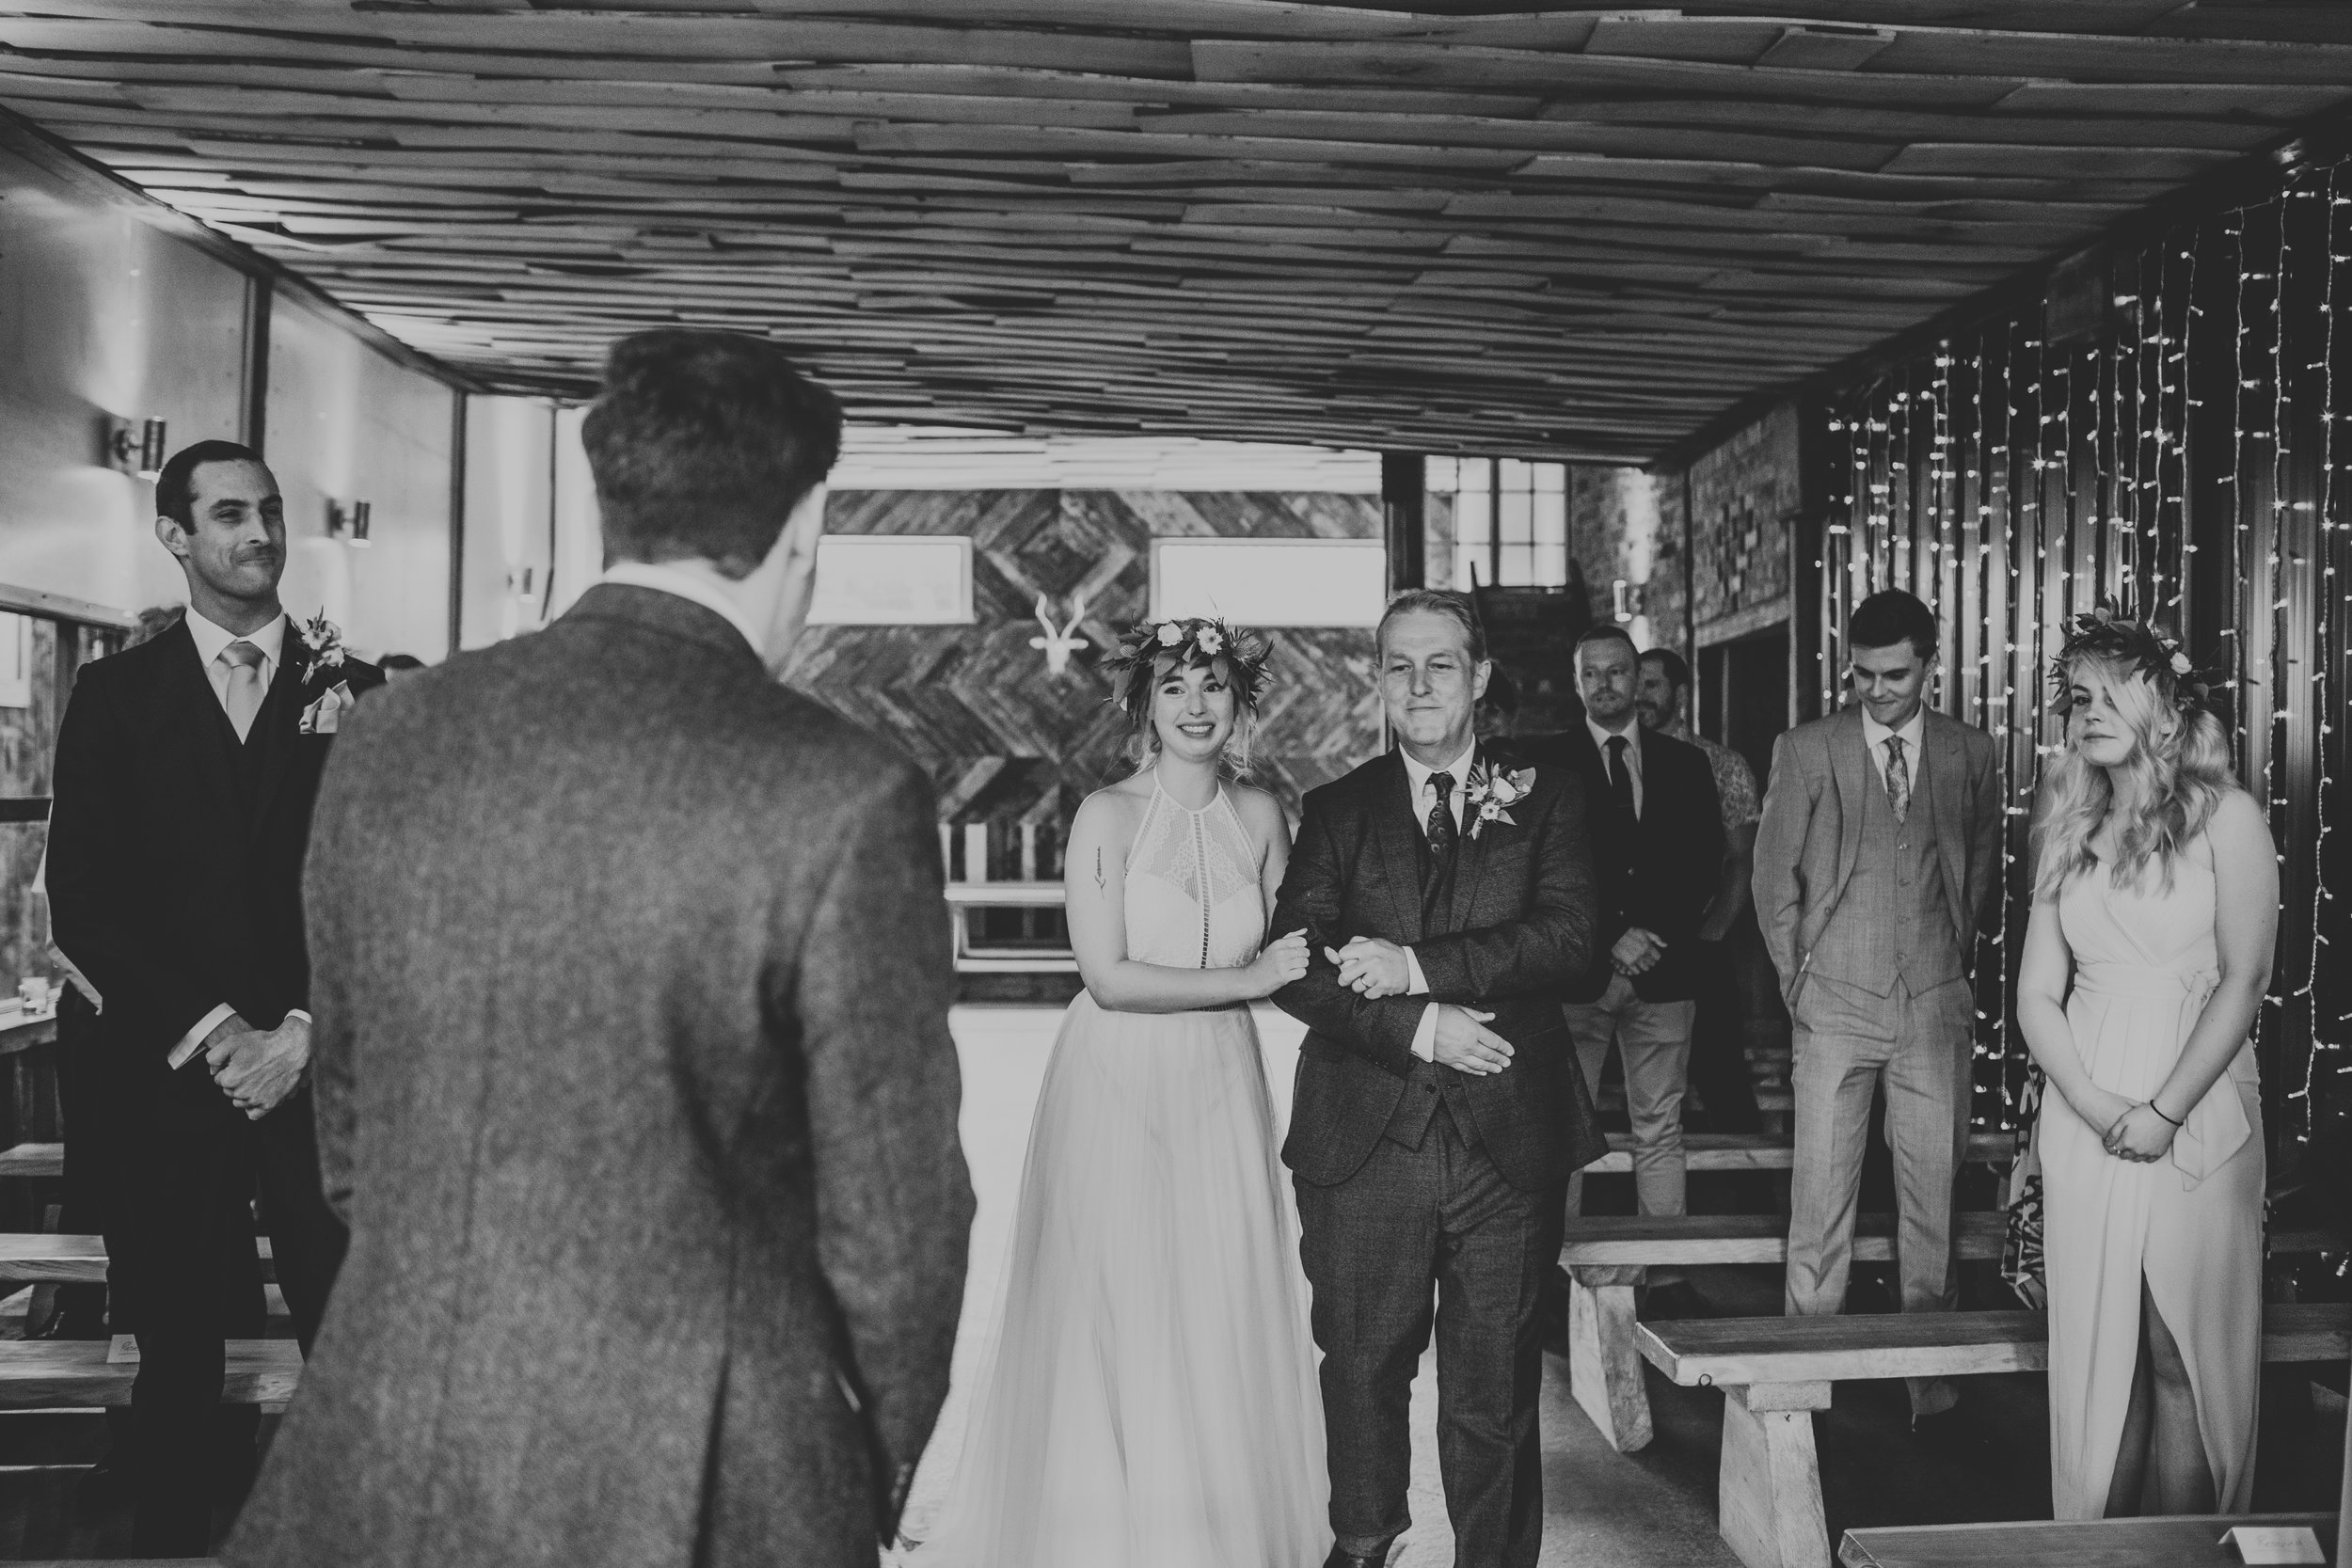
[1296,1104,1563,1568]
[108,1081,346,1555]
[1561,975,1696,1224]
[1784,973,1973,1416]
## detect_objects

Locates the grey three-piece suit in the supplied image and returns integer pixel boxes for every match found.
[1752,704,1999,1412]
[225,584,975,1568]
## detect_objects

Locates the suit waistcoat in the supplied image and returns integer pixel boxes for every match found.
[1381,833,1483,1152]
[1811,741,1963,996]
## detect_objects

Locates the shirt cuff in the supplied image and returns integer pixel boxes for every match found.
[167,1004,239,1070]
[1410,1003,1438,1063]
[1404,946,1430,996]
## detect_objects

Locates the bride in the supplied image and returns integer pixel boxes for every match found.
[906,615,1330,1568]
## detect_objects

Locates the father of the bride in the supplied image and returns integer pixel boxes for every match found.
[1273,588,1603,1568]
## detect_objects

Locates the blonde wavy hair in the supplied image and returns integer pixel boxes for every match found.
[2031,645,2235,899]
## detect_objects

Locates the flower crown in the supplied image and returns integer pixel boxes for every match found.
[2049,602,2209,715]
[1101,615,1272,711]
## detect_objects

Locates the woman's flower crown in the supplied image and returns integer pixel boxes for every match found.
[2049,602,2208,715]
[1101,615,1272,711]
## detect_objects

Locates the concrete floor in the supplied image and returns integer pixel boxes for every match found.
[0,1003,2337,1563]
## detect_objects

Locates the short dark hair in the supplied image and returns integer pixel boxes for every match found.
[378,653,425,673]
[581,329,843,579]
[1376,588,1485,664]
[154,440,265,530]
[1640,646,1692,692]
[1848,589,1938,661]
[1574,624,1638,662]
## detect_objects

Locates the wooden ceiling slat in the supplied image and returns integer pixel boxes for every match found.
[4,1,2341,457]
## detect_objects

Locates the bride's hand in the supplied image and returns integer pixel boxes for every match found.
[1249,930,1311,995]
[2069,1085,2136,1141]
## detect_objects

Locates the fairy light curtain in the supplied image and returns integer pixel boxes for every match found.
[1820,158,2348,1167]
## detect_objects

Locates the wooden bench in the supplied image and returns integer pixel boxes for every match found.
[0,1338,301,1413]
[1563,1211,2008,1454]
[0,1232,277,1284]
[1560,1216,2344,1455]
[0,1142,63,1180]
[1582,1131,2017,1177]
[1636,1301,2351,1568]
[1840,1510,2336,1567]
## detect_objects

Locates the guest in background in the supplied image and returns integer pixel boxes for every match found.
[47,445,382,1553]
[374,653,424,678]
[225,329,973,1568]
[1752,588,1999,1432]
[1522,626,1722,1314]
[1636,648,1762,1132]
[2016,611,2269,1519]
[1474,664,1519,742]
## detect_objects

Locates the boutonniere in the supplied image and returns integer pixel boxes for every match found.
[1463,763,1535,840]
[294,610,348,691]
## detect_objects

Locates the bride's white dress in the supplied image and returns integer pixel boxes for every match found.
[907,776,1329,1568]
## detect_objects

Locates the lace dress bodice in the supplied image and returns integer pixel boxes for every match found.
[1122,775,1265,973]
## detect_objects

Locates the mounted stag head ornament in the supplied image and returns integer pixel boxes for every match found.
[1029,592,1090,676]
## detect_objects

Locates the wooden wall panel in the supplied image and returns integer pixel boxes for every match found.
[780,486,1383,882]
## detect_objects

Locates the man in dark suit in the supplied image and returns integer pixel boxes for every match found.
[1272,588,1601,1568]
[224,330,974,1568]
[48,441,383,1554]
[1520,626,1724,1305]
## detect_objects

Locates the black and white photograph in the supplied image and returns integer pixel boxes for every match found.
[0,5,2345,1567]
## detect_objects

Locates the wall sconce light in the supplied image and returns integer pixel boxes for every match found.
[1612,578,1646,623]
[326,499,374,547]
[508,565,537,605]
[102,415,168,480]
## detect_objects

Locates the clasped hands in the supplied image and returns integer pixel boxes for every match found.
[1324,937,1512,1074]
[203,1013,311,1121]
[2092,1090,2179,1164]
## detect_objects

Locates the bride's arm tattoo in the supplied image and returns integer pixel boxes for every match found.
[1094,847,1105,890]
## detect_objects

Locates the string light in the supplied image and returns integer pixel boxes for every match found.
[1821,168,2347,1141]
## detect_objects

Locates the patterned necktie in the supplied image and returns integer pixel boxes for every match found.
[1606,735,1636,821]
[220,640,266,742]
[1424,770,1458,859]
[1883,734,1910,826]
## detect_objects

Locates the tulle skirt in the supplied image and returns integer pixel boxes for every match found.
[906,992,1329,1568]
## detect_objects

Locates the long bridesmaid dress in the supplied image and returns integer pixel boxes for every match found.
[2038,832,2264,1519]
[906,775,1329,1568]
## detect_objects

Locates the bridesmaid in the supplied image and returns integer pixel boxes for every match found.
[2014,608,2274,1520]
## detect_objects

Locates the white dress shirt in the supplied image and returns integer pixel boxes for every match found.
[172,606,308,1069]
[1586,713,1645,818]
[1860,705,1927,792]
[1397,738,1477,1063]
[599,561,769,654]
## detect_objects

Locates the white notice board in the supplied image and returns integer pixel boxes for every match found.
[808,535,976,626]
[1148,538,1387,627]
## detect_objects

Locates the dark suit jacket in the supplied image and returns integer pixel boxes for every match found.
[1751,705,2002,1009]
[48,616,384,1103]
[1271,745,1605,1194]
[1517,724,1724,1004]
[223,586,975,1568]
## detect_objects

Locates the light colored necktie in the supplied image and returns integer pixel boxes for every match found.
[220,640,266,741]
[1883,734,1910,826]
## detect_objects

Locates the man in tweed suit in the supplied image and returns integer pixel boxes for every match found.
[1273,589,1603,1568]
[1753,589,2000,1427]
[227,331,974,1567]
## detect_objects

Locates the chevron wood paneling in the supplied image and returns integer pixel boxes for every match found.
[780,487,1383,880]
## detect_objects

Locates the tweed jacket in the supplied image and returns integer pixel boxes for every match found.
[1272,745,1606,1193]
[1751,705,2002,1010]
[225,585,975,1568]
